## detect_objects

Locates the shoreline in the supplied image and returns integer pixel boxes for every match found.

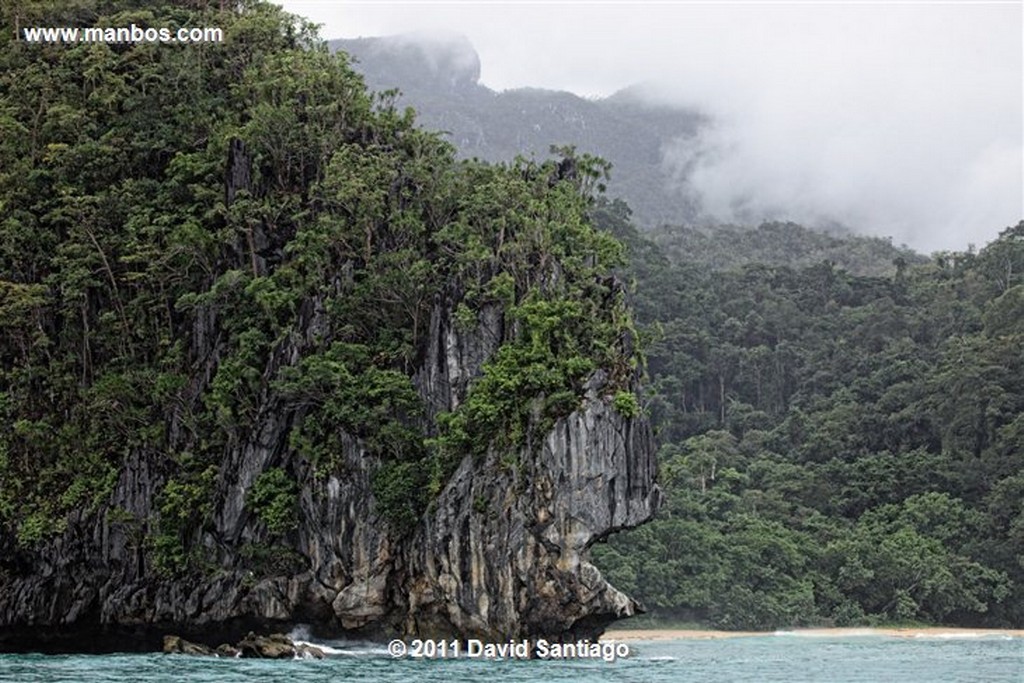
[601,627,1024,641]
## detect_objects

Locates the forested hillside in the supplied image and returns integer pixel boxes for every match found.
[593,199,1024,629]
[648,219,926,278]
[330,34,705,228]
[0,1,655,645]
[1,0,1019,645]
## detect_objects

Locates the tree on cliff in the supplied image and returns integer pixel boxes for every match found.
[0,0,640,586]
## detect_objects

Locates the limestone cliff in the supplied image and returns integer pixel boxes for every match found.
[0,287,658,652]
[0,2,658,653]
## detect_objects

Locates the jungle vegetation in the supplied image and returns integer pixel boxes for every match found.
[593,199,1024,629]
[0,0,1020,631]
[0,0,635,574]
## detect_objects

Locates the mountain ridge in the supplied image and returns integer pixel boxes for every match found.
[329,33,707,228]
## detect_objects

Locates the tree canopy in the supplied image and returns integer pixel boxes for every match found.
[0,1,637,574]
[593,208,1024,629]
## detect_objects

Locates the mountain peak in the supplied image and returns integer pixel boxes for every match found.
[331,32,481,93]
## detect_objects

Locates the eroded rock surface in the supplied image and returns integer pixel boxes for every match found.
[163,632,323,659]
[0,290,658,651]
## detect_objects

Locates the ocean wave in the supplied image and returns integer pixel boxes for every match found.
[771,629,878,638]
[770,629,1020,641]
[288,625,390,657]
[910,633,1017,641]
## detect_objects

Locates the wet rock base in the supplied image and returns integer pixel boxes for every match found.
[163,632,324,659]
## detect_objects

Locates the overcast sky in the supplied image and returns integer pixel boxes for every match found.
[279,1,1022,254]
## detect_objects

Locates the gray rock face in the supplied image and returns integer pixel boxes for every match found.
[401,375,658,639]
[0,288,658,650]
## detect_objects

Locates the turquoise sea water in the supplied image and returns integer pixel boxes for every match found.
[1,635,1021,683]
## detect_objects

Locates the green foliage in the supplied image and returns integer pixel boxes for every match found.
[276,342,424,470]
[11,0,1017,637]
[247,468,298,536]
[0,1,642,550]
[371,460,428,534]
[238,542,305,577]
[149,458,216,577]
[595,218,1024,629]
[473,494,489,515]
[824,495,1011,623]
[613,390,641,418]
[649,220,926,279]
[0,0,330,551]
[431,290,625,468]
[453,302,477,332]
[16,511,67,547]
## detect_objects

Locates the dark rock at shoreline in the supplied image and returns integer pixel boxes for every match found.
[295,642,326,659]
[163,632,323,659]
[215,643,241,658]
[237,632,295,659]
[163,634,214,656]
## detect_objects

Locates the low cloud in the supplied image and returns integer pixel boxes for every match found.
[289,1,1022,253]
[655,87,1022,252]
[638,4,1022,252]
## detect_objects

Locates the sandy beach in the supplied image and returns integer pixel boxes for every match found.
[602,627,1024,641]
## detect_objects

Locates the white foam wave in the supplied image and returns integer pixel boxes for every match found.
[911,633,1016,641]
[287,624,390,657]
[772,629,879,638]
[294,640,389,656]
[771,629,1020,641]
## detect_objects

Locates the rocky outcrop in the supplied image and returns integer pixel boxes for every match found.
[163,632,323,659]
[0,283,658,652]
[237,632,295,659]
[163,634,216,656]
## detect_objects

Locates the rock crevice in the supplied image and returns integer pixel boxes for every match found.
[0,286,658,652]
